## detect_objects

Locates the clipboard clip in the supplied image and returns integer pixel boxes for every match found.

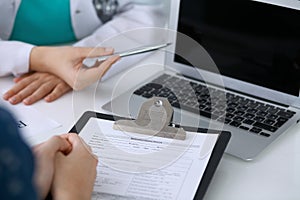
[113,97,186,140]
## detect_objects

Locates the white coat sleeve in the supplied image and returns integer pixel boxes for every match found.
[73,4,167,80]
[0,40,34,77]
[74,4,166,47]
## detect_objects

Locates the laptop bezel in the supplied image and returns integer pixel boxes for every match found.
[165,0,300,108]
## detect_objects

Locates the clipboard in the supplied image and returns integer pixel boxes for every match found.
[69,98,231,200]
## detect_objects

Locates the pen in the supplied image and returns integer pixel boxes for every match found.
[83,42,172,68]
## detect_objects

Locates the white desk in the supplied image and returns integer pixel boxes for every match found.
[1,52,299,200]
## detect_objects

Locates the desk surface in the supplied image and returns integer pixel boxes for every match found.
[1,53,299,200]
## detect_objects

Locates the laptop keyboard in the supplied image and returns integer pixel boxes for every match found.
[133,74,296,137]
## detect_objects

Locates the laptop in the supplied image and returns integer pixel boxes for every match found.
[102,0,300,160]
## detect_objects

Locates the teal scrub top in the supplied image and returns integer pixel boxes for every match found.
[10,0,76,45]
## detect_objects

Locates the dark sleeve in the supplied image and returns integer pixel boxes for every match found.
[0,107,38,200]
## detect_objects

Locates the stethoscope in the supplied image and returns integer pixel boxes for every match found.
[93,0,119,23]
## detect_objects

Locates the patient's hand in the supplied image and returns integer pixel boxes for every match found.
[51,133,98,200]
[33,135,72,199]
[3,72,71,105]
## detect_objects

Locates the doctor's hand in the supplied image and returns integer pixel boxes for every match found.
[3,72,71,105]
[29,46,120,90]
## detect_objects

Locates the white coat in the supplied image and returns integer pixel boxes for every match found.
[0,0,166,78]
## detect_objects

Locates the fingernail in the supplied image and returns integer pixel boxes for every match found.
[105,47,114,53]
[9,97,16,104]
[44,96,51,102]
[23,98,30,105]
[3,93,9,100]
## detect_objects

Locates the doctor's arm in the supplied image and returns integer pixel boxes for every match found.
[74,3,167,80]
[0,41,72,105]
[1,42,119,104]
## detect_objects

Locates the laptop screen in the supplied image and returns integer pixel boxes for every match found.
[175,0,300,96]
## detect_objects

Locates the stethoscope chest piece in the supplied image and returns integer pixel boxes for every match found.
[93,0,119,23]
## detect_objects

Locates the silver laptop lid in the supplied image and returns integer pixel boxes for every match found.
[165,0,300,108]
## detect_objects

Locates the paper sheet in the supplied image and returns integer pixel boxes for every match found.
[0,98,61,144]
[79,118,219,200]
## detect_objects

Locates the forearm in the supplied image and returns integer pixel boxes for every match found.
[0,41,34,77]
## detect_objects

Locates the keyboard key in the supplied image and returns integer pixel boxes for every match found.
[250,127,262,134]
[256,111,268,117]
[146,83,163,89]
[237,105,248,111]
[247,102,259,108]
[244,113,255,119]
[243,119,255,125]
[239,126,250,131]
[257,105,268,111]
[247,108,258,114]
[215,104,226,111]
[266,114,278,120]
[256,102,265,107]
[287,110,296,114]
[264,119,275,125]
[213,110,225,116]
[204,107,212,112]
[133,89,144,95]
[226,113,235,118]
[260,132,271,137]
[198,99,207,104]
[253,122,278,132]
[277,111,294,119]
[224,118,232,124]
[274,117,289,127]
[234,110,245,116]
[228,102,238,108]
[199,104,206,110]
[233,116,244,123]
[226,107,236,113]
[274,121,286,128]
[200,110,214,119]
[230,121,241,127]
[253,116,265,122]
[142,93,153,98]
[239,99,249,105]
[267,107,279,115]
[278,117,289,122]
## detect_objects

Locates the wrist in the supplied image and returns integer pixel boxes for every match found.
[53,194,90,200]
[29,46,50,72]
[52,187,92,200]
